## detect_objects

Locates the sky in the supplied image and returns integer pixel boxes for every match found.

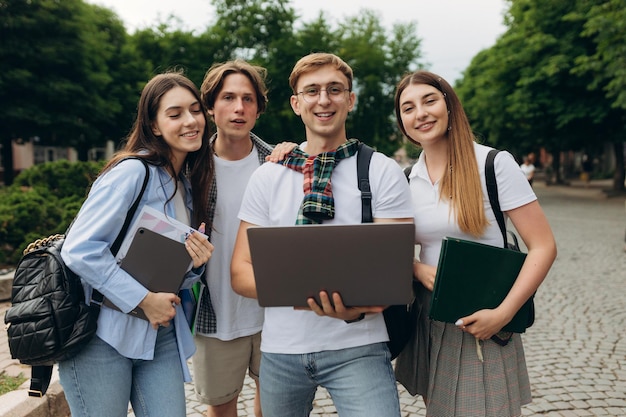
[85,0,508,83]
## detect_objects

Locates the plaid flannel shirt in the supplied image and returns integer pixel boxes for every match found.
[280,139,360,224]
[195,132,273,335]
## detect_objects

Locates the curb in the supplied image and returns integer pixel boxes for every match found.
[0,270,13,302]
[0,368,69,417]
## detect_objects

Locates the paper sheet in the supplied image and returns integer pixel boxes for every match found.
[117,205,207,261]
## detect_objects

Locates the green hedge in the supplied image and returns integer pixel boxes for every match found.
[0,160,105,265]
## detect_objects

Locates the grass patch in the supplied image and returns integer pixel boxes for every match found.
[0,371,27,396]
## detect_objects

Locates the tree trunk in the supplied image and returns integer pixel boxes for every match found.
[1,136,15,185]
[613,141,625,191]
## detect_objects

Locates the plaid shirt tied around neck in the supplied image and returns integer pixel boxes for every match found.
[279,138,361,224]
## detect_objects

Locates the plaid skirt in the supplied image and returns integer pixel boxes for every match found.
[395,283,431,396]
[395,285,531,417]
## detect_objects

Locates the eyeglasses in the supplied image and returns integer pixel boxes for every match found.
[297,85,350,103]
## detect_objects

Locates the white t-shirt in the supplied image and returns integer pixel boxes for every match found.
[238,147,414,354]
[519,162,535,180]
[408,143,536,267]
[204,148,264,340]
[173,179,190,225]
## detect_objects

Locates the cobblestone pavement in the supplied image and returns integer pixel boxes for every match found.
[2,181,625,416]
[150,182,626,417]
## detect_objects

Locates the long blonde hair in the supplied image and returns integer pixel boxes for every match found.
[395,71,488,237]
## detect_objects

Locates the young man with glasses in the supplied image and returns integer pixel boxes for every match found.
[231,53,413,416]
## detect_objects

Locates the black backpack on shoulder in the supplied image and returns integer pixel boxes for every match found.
[356,143,417,360]
[4,158,149,396]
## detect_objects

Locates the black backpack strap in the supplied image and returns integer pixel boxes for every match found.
[91,157,150,307]
[356,143,375,224]
[110,157,150,255]
[403,164,413,182]
[485,149,508,247]
[27,365,53,397]
[486,150,534,335]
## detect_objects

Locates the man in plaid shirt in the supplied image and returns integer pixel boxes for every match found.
[192,60,273,417]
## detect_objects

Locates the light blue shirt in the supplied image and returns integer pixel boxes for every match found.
[61,158,203,381]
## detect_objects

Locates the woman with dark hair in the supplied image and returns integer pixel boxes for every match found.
[393,71,557,417]
[59,71,215,417]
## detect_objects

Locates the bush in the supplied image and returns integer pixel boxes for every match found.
[0,160,105,265]
[12,160,103,199]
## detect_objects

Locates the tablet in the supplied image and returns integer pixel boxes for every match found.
[104,227,192,320]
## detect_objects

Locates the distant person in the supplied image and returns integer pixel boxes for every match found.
[393,70,557,417]
[581,154,592,188]
[231,52,414,417]
[59,71,215,417]
[192,59,278,417]
[520,155,535,186]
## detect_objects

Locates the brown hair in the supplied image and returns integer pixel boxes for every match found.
[395,70,488,237]
[103,71,214,228]
[288,53,353,94]
[200,59,268,115]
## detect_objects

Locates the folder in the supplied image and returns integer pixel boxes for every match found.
[429,236,531,333]
[104,227,192,320]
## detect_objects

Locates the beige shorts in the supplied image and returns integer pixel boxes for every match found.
[192,332,261,405]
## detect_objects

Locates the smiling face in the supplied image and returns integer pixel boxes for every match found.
[398,83,449,148]
[290,65,355,150]
[209,73,260,142]
[151,86,206,170]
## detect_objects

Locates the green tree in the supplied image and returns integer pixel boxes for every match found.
[339,10,421,154]
[0,0,140,182]
[207,0,299,143]
[573,0,626,190]
[202,1,423,152]
[0,0,426,184]
[458,0,624,188]
[128,16,218,87]
[1,0,86,182]
[72,3,143,156]
[260,12,344,143]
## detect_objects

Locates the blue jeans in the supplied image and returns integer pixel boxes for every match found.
[260,342,401,417]
[58,325,185,417]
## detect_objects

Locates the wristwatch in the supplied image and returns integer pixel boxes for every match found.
[344,313,366,323]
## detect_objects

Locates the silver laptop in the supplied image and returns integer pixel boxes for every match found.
[104,227,192,320]
[247,222,415,307]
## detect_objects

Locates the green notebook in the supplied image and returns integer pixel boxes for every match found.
[429,236,531,333]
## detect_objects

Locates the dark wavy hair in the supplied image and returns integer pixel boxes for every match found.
[103,71,215,227]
